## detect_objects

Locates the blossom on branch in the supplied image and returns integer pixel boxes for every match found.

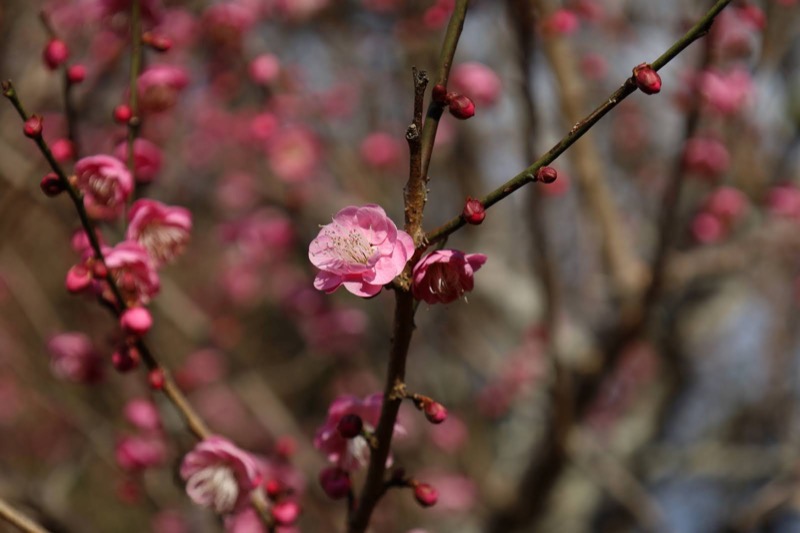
[309,204,414,297]
[126,199,192,265]
[180,436,261,514]
[412,250,487,304]
[74,155,133,221]
[103,241,160,305]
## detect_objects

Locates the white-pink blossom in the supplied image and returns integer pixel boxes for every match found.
[74,155,133,221]
[309,204,414,298]
[126,199,192,265]
[180,436,261,514]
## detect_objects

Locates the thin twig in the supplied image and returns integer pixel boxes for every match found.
[0,496,50,533]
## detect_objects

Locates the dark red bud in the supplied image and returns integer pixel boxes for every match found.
[432,84,449,104]
[66,64,86,84]
[632,63,662,95]
[142,32,172,53]
[536,166,558,184]
[148,368,165,390]
[43,39,69,70]
[319,467,351,500]
[112,348,139,373]
[113,104,133,124]
[337,413,363,439]
[462,197,486,225]
[40,172,65,197]
[447,93,475,120]
[91,261,108,279]
[413,483,438,507]
[423,400,448,424]
[24,115,43,138]
[264,479,283,500]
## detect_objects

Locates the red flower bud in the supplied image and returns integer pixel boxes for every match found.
[91,261,108,279]
[112,347,140,373]
[40,172,65,197]
[271,500,300,526]
[264,479,283,500]
[24,115,43,138]
[65,264,92,293]
[43,39,69,70]
[319,467,351,500]
[536,166,558,184]
[413,483,438,507]
[66,64,86,84]
[423,400,447,425]
[447,93,475,120]
[50,139,75,161]
[142,32,172,53]
[120,307,153,336]
[432,84,449,104]
[632,63,662,95]
[462,197,486,225]
[148,368,165,390]
[337,413,364,439]
[113,104,133,124]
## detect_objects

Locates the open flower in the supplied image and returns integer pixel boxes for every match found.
[46,332,103,384]
[309,204,414,297]
[412,250,487,304]
[137,65,189,113]
[126,199,192,265]
[104,241,160,305]
[74,155,133,221]
[180,436,261,514]
[314,393,402,471]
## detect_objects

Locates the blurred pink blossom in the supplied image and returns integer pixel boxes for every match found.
[104,241,160,305]
[180,436,261,514]
[450,62,502,107]
[309,204,414,297]
[74,155,133,221]
[202,3,255,49]
[113,139,163,183]
[123,398,162,433]
[682,137,730,179]
[412,250,487,304]
[698,68,753,115]
[46,332,104,384]
[267,126,321,183]
[137,65,190,113]
[315,393,402,471]
[249,54,281,85]
[275,0,330,21]
[115,434,167,471]
[691,212,725,244]
[767,184,800,220]
[300,307,368,356]
[126,199,192,265]
[542,9,579,35]
[359,132,403,170]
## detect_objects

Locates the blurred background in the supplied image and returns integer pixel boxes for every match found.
[1,0,800,532]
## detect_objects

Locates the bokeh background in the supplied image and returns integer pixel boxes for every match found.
[2,0,800,532]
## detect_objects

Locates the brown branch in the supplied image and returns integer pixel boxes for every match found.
[0,496,50,533]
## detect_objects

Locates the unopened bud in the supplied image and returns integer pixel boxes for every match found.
[120,307,153,336]
[337,413,364,439]
[423,400,448,425]
[413,483,438,507]
[447,93,475,120]
[113,104,133,124]
[66,64,86,84]
[264,479,283,500]
[271,500,300,526]
[462,197,486,225]
[43,39,69,70]
[112,347,140,373]
[148,368,165,390]
[319,467,351,500]
[536,166,558,184]
[50,139,75,161]
[142,32,172,53]
[65,264,93,293]
[40,172,65,197]
[432,84,449,104]
[632,63,661,95]
[24,115,43,138]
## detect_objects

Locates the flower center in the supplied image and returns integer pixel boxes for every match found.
[187,464,239,514]
[88,174,118,205]
[140,223,187,263]
[326,225,375,265]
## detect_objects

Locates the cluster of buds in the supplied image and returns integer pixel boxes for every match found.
[262,478,301,526]
[432,83,476,120]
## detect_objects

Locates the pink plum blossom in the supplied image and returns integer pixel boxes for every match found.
[450,62,502,107]
[309,204,414,297]
[412,250,487,304]
[315,393,402,471]
[113,139,164,183]
[542,8,579,35]
[180,436,261,514]
[46,332,103,383]
[359,132,403,170]
[115,434,167,471]
[767,184,800,220]
[137,65,190,113]
[104,241,160,305]
[697,68,753,116]
[267,126,321,183]
[124,398,162,432]
[74,155,133,221]
[249,54,281,85]
[201,3,255,49]
[275,0,330,21]
[682,137,730,179]
[126,199,192,265]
